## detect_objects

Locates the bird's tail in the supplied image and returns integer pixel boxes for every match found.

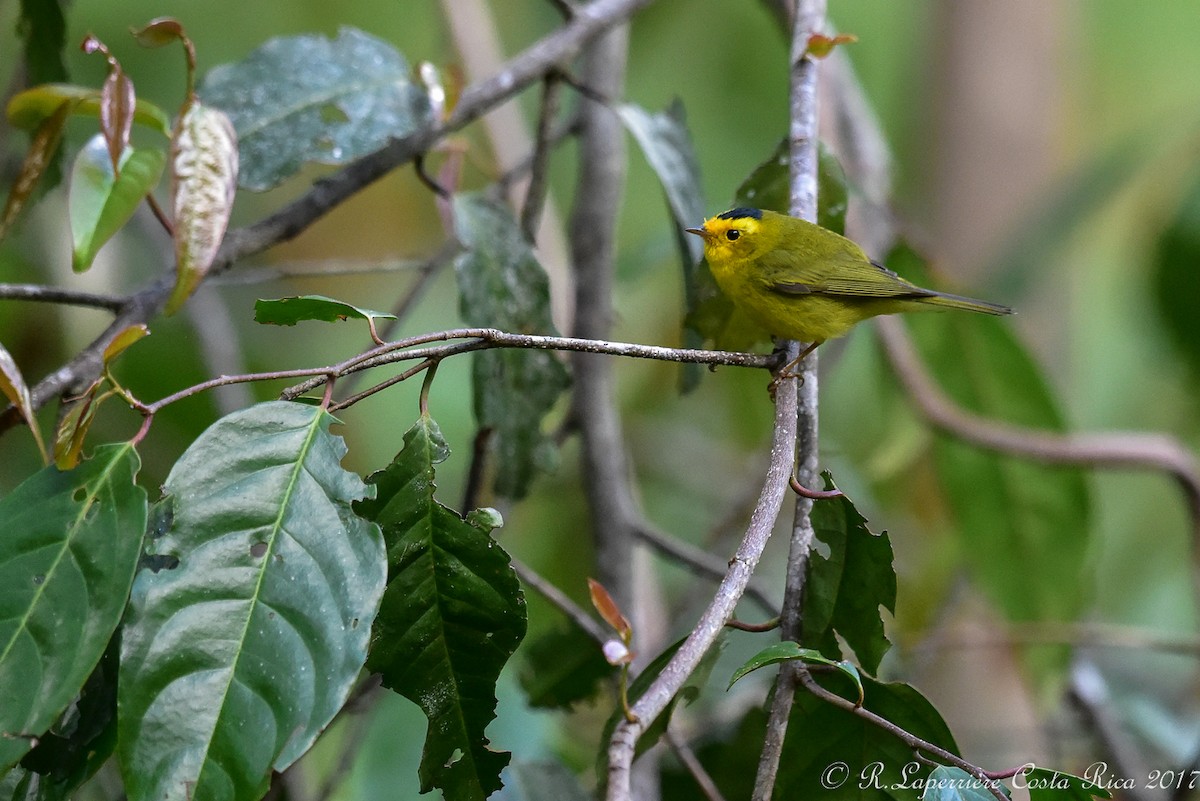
[923,290,1013,316]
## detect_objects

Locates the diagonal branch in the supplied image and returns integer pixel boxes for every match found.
[5,0,657,433]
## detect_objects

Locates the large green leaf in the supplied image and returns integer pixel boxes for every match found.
[356,414,526,801]
[922,767,1007,801]
[199,27,434,191]
[773,675,960,800]
[68,135,165,272]
[802,475,896,675]
[118,401,386,801]
[253,295,396,328]
[892,243,1092,625]
[0,443,146,775]
[452,192,571,499]
[1152,176,1200,379]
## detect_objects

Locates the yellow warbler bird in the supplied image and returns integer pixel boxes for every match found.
[686,207,1013,365]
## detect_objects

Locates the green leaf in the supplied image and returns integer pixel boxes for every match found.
[254,295,397,327]
[518,625,610,709]
[773,675,959,800]
[0,443,147,774]
[618,100,706,267]
[11,638,121,801]
[166,102,238,314]
[452,192,571,499]
[199,27,434,191]
[727,642,863,704]
[356,414,526,801]
[68,135,165,272]
[17,0,67,86]
[6,84,172,135]
[922,767,1008,801]
[802,475,896,675]
[1022,767,1111,800]
[892,243,1092,627]
[118,401,386,801]
[1153,176,1200,378]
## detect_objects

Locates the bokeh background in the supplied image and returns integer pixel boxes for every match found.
[3,1,1200,798]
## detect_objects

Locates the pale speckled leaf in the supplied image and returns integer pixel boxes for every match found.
[199,27,433,191]
[118,401,385,801]
[166,102,238,314]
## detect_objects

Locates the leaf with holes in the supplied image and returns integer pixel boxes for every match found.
[0,443,146,774]
[254,295,396,327]
[801,474,896,676]
[117,401,385,801]
[68,134,165,272]
[166,101,238,314]
[453,192,570,499]
[356,414,525,801]
[199,27,434,191]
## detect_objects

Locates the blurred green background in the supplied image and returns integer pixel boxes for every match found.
[4,0,1200,797]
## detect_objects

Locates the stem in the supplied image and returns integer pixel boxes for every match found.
[605,371,800,800]
[753,1,826,796]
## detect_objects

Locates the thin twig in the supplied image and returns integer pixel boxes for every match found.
[512,557,611,644]
[0,283,126,311]
[665,728,728,801]
[875,315,1200,541]
[632,521,778,616]
[520,74,564,243]
[796,670,1010,801]
[605,368,800,801]
[753,2,826,796]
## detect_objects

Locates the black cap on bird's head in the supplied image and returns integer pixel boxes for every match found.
[716,207,763,221]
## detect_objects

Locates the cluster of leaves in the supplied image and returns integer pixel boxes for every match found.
[0,10,1148,801]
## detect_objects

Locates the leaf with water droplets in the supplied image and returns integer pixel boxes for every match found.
[118,401,386,801]
[198,27,434,191]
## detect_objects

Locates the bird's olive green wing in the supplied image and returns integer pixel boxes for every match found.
[760,250,936,300]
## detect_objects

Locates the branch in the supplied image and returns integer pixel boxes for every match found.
[0,283,126,311]
[7,0,657,432]
[796,670,1010,801]
[605,374,800,800]
[875,315,1200,541]
[753,1,826,796]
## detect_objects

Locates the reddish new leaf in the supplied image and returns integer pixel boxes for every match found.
[130,17,185,48]
[165,102,238,314]
[101,69,135,174]
[588,578,632,641]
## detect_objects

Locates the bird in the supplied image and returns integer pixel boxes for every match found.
[685,207,1013,371]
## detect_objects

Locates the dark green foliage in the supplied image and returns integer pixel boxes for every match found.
[452,192,571,499]
[357,414,526,801]
[802,476,896,675]
[118,402,386,801]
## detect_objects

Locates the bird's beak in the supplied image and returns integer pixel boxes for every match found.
[685,226,707,239]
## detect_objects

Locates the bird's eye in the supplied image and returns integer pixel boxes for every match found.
[726,229,740,241]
